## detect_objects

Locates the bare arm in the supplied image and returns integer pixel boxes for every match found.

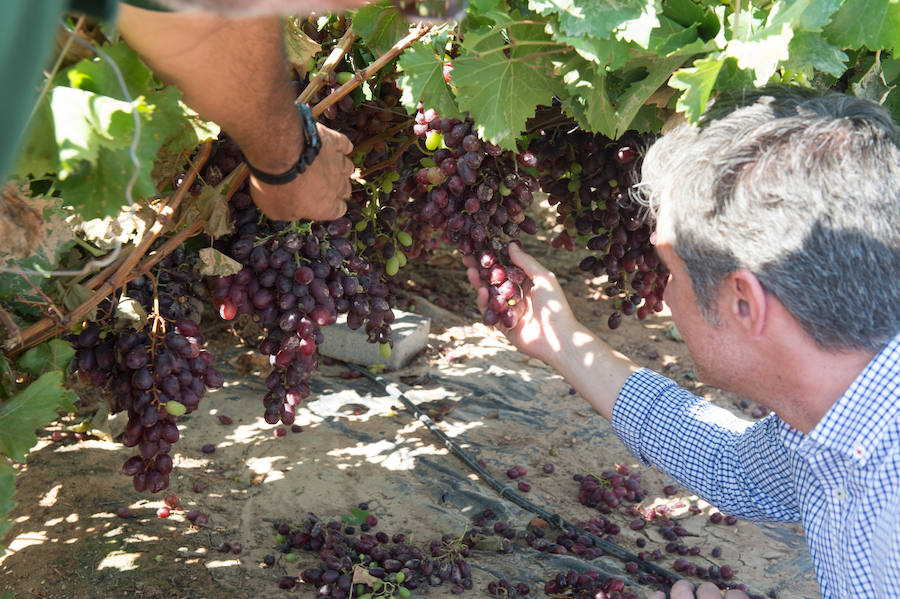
[117,4,353,221]
[465,244,638,421]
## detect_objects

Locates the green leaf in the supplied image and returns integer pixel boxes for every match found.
[784,31,848,78]
[851,54,895,104]
[11,95,60,179]
[0,354,12,401]
[55,85,213,219]
[559,52,687,137]
[545,18,626,68]
[16,339,75,378]
[670,55,725,121]
[825,0,900,52]
[528,0,645,39]
[661,0,720,39]
[283,18,322,77]
[66,42,153,100]
[341,507,370,525]
[616,0,662,48]
[353,2,408,55]
[0,371,76,463]
[452,25,563,148]
[0,461,16,549]
[397,43,462,119]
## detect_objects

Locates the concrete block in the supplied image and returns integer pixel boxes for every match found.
[319,309,430,370]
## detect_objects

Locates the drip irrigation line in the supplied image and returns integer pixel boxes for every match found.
[349,364,681,585]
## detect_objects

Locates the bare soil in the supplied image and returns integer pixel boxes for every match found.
[0,231,820,599]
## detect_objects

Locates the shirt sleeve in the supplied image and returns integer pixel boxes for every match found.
[612,368,802,523]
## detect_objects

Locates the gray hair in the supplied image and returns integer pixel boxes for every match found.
[638,87,900,352]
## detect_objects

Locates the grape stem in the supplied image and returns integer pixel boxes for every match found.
[297,25,357,105]
[357,136,419,180]
[353,118,415,155]
[310,23,432,119]
[7,142,213,357]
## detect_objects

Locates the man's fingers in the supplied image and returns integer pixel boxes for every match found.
[669,580,699,599]
[320,124,354,155]
[647,592,667,599]
[465,266,481,291]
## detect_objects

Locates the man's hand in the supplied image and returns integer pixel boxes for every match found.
[650,580,750,599]
[464,243,579,367]
[248,123,354,222]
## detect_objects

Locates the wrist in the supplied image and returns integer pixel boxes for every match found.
[243,102,320,186]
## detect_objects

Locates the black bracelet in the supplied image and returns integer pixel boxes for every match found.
[244,102,321,186]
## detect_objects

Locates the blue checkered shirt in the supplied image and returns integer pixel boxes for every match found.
[612,331,900,598]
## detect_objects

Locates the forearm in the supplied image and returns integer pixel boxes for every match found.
[613,370,801,522]
[547,322,640,421]
[116,5,303,173]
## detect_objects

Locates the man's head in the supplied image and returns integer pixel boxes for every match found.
[639,87,900,353]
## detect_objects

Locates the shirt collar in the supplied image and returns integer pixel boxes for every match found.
[802,331,900,465]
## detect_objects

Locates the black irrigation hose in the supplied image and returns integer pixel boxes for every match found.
[350,365,681,586]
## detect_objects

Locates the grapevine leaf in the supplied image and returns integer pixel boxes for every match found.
[51,86,133,177]
[0,371,76,463]
[616,0,662,48]
[851,55,895,104]
[784,31,848,78]
[60,283,96,322]
[283,18,322,77]
[660,0,720,40]
[545,18,626,68]
[0,461,15,548]
[880,57,900,124]
[824,0,900,52]
[647,15,713,57]
[452,27,563,148]
[65,41,153,100]
[115,296,148,330]
[16,339,75,378]
[10,96,60,179]
[199,248,243,277]
[726,22,794,85]
[397,43,462,119]
[0,354,11,401]
[353,2,408,55]
[795,0,843,31]
[0,193,77,311]
[559,51,687,137]
[670,55,725,122]
[465,0,514,25]
[528,0,645,40]
[55,86,213,219]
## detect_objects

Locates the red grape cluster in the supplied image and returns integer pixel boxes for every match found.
[69,244,223,493]
[211,189,395,425]
[528,129,668,327]
[273,510,480,597]
[71,317,223,493]
[575,467,647,512]
[385,108,541,327]
[543,569,638,599]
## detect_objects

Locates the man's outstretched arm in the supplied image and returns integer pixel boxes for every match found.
[116,4,353,221]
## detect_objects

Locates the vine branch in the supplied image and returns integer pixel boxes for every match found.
[297,26,357,105]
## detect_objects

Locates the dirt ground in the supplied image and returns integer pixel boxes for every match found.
[0,229,821,599]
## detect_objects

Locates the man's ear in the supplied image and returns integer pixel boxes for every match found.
[723,269,767,339]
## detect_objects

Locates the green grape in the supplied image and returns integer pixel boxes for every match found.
[396,231,413,247]
[164,401,187,416]
[385,255,400,276]
[379,343,391,358]
[425,130,443,151]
